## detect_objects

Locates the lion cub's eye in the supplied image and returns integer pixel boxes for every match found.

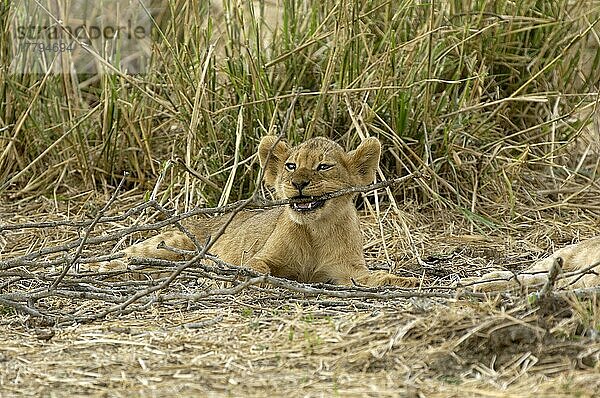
[285,162,297,171]
[316,163,333,171]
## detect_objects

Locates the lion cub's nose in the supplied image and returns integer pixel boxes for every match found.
[292,179,310,193]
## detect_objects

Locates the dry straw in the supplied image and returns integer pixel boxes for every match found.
[2,0,600,395]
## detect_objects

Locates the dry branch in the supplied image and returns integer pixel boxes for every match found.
[539,257,563,298]
[2,166,599,326]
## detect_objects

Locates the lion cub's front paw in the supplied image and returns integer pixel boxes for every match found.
[243,258,274,288]
[82,259,128,273]
[378,274,420,288]
[355,270,420,288]
[458,271,521,292]
[246,258,271,275]
[80,258,150,280]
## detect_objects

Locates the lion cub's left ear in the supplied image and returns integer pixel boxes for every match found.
[258,136,291,186]
[348,137,381,186]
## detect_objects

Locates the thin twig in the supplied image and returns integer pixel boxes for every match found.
[539,257,563,298]
[0,171,423,234]
[49,174,127,291]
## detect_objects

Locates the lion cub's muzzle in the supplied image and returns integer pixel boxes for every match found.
[289,195,326,213]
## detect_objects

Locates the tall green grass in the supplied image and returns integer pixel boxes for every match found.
[1,0,599,223]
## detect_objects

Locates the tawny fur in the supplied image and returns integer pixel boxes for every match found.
[462,236,600,292]
[93,136,419,287]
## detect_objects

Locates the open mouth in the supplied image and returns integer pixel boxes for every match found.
[289,196,326,213]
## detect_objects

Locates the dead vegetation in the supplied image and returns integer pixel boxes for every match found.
[2,0,600,395]
[1,185,600,396]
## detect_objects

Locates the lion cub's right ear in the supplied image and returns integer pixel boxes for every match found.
[348,137,381,186]
[258,136,291,186]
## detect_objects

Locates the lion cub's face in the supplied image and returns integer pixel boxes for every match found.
[258,136,381,224]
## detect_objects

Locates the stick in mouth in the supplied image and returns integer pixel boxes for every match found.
[289,196,326,212]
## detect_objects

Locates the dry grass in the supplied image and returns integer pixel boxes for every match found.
[2,0,600,396]
[2,299,599,397]
[2,0,600,211]
[1,193,600,397]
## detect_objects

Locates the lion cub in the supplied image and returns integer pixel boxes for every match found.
[97,136,418,287]
[461,236,600,292]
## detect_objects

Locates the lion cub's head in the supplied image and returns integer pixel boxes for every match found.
[258,136,381,224]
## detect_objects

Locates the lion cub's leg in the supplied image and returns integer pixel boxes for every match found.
[460,270,546,292]
[461,236,600,292]
[532,236,600,288]
[124,230,196,261]
[352,270,420,288]
[88,230,195,274]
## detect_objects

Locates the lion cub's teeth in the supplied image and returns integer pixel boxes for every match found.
[292,200,316,211]
[291,197,325,212]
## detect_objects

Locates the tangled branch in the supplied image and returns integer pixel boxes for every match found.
[0,169,440,324]
[1,167,598,326]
